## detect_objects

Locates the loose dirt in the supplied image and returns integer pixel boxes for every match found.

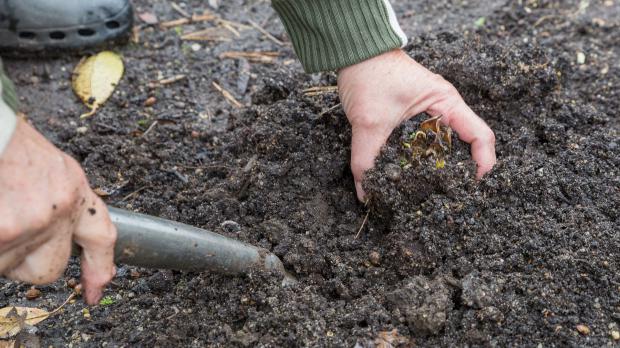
[1,0,618,346]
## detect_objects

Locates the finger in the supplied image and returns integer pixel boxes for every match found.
[350,124,392,201]
[73,192,117,305]
[4,225,72,285]
[431,98,496,178]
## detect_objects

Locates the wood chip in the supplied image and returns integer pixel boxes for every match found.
[212,82,243,108]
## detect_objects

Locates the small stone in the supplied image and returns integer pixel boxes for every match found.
[611,330,620,341]
[25,287,41,300]
[384,163,402,182]
[67,278,78,289]
[221,220,241,233]
[76,126,88,134]
[576,324,590,335]
[191,130,200,138]
[144,96,157,107]
[130,269,141,279]
[191,43,201,52]
[576,52,586,65]
[369,251,381,266]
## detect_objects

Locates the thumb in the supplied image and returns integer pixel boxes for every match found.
[350,123,392,202]
[74,192,117,305]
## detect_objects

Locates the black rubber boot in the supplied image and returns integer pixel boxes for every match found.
[0,0,133,52]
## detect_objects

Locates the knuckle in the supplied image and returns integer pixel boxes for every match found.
[431,74,459,97]
[349,109,383,130]
[478,128,496,145]
[0,218,20,243]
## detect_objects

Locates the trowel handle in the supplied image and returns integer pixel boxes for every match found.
[74,207,294,283]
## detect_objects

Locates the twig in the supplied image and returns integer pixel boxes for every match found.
[219,51,279,63]
[142,120,159,137]
[212,82,243,108]
[160,17,190,28]
[180,28,232,41]
[119,186,150,203]
[355,210,370,239]
[170,2,191,18]
[303,85,338,96]
[319,103,342,117]
[159,12,216,28]
[248,19,284,46]
[159,74,187,85]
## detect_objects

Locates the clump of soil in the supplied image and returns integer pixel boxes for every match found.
[1,0,618,346]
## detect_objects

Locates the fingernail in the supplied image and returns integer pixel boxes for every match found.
[355,181,366,202]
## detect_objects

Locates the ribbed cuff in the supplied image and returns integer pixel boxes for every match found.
[272,0,407,73]
[0,61,18,156]
[0,98,17,157]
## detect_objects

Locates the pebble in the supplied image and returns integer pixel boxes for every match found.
[144,96,157,107]
[369,251,381,266]
[221,220,241,233]
[130,269,141,279]
[576,324,590,335]
[67,278,78,289]
[25,287,41,300]
[384,163,402,182]
[76,126,88,135]
[611,330,620,341]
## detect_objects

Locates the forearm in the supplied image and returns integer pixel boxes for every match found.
[271,0,407,73]
[0,60,17,155]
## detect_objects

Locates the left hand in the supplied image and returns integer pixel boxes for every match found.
[337,49,496,201]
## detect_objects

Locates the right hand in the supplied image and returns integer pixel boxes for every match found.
[0,119,116,304]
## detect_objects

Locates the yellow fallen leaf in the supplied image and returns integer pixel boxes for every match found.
[0,306,49,338]
[0,340,15,348]
[72,51,124,118]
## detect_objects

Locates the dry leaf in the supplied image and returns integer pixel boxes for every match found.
[0,340,15,348]
[0,306,49,338]
[72,51,124,118]
[138,12,158,24]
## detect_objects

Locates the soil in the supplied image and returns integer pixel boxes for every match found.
[1,0,619,347]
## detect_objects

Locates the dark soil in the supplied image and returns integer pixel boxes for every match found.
[1,0,619,346]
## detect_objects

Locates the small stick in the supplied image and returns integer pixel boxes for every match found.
[220,51,279,63]
[355,210,370,239]
[180,28,231,41]
[170,2,191,18]
[159,74,187,85]
[142,120,159,137]
[302,85,338,96]
[159,13,216,28]
[159,17,190,28]
[220,22,241,37]
[319,103,342,117]
[212,82,243,108]
[119,186,150,203]
[248,19,284,46]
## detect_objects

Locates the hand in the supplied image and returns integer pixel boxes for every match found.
[338,49,496,201]
[0,120,116,304]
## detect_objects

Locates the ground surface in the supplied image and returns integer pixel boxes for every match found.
[1,0,619,347]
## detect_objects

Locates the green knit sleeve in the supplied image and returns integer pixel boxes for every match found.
[271,0,407,73]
